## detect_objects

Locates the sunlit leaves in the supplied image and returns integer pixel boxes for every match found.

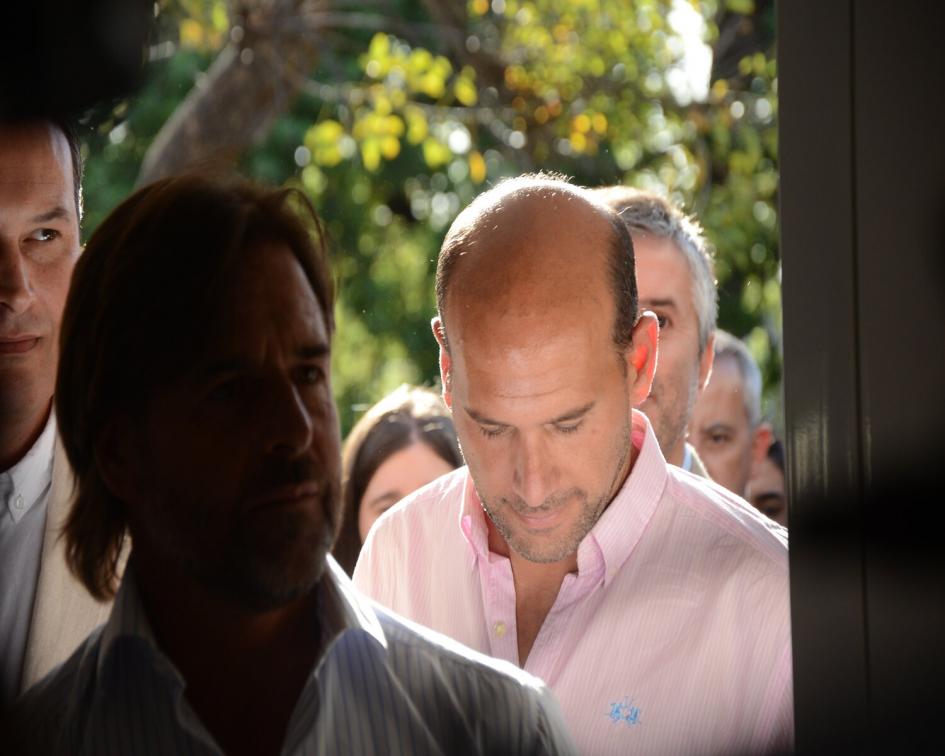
[352,111,405,171]
[81,0,784,430]
[468,150,487,183]
[304,120,353,167]
[454,67,479,106]
[422,138,451,168]
[361,33,456,101]
[177,0,227,51]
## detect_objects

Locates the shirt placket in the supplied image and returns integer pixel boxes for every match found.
[522,568,601,686]
[478,554,519,666]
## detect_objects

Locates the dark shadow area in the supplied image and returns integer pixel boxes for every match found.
[0,0,149,118]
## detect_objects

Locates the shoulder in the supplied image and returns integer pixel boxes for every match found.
[364,466,469,546]
[663,465,789,572]
[376,599,539,690]
[371,602,575,752]
[4,630,103,755]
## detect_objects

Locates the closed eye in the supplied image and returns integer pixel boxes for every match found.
[477,424,505,439]
[554,421,582,435]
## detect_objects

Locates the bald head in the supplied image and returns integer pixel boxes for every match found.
[434,176,637,354]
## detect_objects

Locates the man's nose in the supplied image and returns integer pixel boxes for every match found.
[511,434,555,508]
[264,379,314,457]
[0,239,33,314]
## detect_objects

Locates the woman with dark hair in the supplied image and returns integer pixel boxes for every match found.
[333,384,462,574]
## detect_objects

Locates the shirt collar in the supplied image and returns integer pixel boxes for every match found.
[97,561,171,682]
[97,554,388,682]
[460,471,490,562]
[458,410,668,586]
[1,411,57,524]
[586,410,668,586]
[323,555,388,650]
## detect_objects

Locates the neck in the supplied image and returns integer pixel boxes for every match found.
[136,562,319,662]
[0,399,51,472]
[487,519,576,666]
[664,438,685,468]
[132,547,322,756]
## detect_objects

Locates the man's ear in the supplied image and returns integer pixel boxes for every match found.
[697,331,716,391]
[432,316,453,410]
[95,414,143,505]
[752,421,773,464]
[627,311,659,407]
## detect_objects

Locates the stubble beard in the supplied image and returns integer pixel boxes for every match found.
[225,490,337,611]
[140,482,340,613]
[480,416,633,564]
[647,371,699,461]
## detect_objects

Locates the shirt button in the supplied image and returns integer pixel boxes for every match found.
[13,494,24,510]
[493,621,506,638]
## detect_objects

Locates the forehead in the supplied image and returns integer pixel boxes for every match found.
[754,456,785,489]
[0,123,74,212]
[633,234,694,304]
[204,241,327,353]
[452,312,619,421]
[698,358,749,424]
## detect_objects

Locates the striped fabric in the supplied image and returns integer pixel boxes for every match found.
[355,410,793,756]
[0,412,56,706]
[5,558,576,755]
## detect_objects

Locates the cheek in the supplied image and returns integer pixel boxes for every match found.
[151,414,248,501]
[33,257,76,322]
[455,430,509,490]
[357,503,377,542]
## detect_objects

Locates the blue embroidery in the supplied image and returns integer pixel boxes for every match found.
[607,698,642,727]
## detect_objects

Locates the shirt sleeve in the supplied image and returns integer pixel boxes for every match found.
[352,514,394,607]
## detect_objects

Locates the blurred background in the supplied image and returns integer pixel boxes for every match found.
[75,0,780,435]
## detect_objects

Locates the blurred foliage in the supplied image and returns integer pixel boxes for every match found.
[78,0,782,434]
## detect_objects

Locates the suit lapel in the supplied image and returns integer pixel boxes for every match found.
[20,437,113,692]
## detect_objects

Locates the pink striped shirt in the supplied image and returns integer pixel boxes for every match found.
[354,410,793,755]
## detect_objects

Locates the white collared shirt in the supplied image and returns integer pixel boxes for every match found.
[8,556,576,755]
[0,412,56,706]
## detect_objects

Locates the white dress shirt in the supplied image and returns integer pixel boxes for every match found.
[6,556,576,755]
[0,413,56,706]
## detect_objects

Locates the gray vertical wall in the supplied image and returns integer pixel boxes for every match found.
[780,2,945,752]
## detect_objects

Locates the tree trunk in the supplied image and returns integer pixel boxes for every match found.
[137,0,325,186]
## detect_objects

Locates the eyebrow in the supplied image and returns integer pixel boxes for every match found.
[298,343,331,360]
[29,206,72,224]
[366,491,403,510]
[753,492,785,506]
[702,422,736,434]
[639,298,678,310]
[203,343,330,375]
[464,400,596,427]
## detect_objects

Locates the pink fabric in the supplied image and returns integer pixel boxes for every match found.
[355,411,793,755]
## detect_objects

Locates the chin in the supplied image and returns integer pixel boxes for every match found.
[227,508,334,611]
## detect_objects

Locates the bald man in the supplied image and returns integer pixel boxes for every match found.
[354,175,793,755]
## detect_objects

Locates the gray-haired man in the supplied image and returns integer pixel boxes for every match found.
[690,330,773,499]
[594,187,716,477]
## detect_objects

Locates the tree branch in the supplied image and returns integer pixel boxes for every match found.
[137,0,327,185]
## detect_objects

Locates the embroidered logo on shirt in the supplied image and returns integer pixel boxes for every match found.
[607,698,642,727]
